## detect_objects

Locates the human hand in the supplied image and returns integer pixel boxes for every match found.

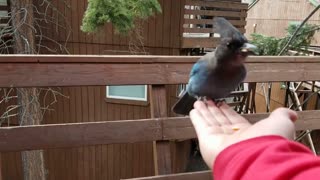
[189,100,298,168]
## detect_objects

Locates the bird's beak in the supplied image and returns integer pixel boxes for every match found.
[240,43,257,54]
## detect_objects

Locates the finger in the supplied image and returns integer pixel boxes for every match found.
[219,102,249,124]
[194,101,220,126]
[206,100,231,125]
[270,108,298,123]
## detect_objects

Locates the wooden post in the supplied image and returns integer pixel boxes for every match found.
[0,154,2,180]
[150,85,172,175]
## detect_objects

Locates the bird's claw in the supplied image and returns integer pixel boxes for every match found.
[215,99,226,107]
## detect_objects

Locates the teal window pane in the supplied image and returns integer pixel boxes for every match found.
[107,85,147,101]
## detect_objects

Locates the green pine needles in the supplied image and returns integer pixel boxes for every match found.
[81,0,162,34]
[250,23,319,56]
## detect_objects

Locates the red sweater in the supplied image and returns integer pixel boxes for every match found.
[214,136,320,180]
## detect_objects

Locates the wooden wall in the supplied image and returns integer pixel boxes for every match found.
[1,86,155,180]
[40,0,185,56]
[245,0,320,45]
[1,0,188,180]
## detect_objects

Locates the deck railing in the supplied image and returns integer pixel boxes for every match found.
[0,55,320,180]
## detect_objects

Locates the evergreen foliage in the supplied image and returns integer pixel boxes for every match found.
[250,24,319,56]
[81,0,162,34]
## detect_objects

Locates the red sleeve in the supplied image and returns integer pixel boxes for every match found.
[213,135,320,180]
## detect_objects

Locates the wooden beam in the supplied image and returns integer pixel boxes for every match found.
[0,119,162,152]
[0,56,320,87]
[184,9,247,18]
[0,154,2,180]
[122,170,211,180]
[182,38,220,48]
[162,110,320,140]
[150,85,172,175]
[1,55,320,63]
[0,110,319,152]
[185,0,248,10]
[183,27,245,33]
[184,19,246,26]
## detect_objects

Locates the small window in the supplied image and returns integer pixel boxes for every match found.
[105,85,148,105]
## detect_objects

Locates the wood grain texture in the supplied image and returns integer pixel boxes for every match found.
[0,119,161,152]
[185,0,248,9]
[162,110,320,140]
[184,19,246,26]
[184,9,247,18]
[122,170,211,180]
[184,27,245,33]
[182,38,220,48]
[0,56,320,87]
[1,110,319,152]
[150,85,172,175]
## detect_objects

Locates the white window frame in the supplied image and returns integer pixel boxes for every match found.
[106,85,148,102]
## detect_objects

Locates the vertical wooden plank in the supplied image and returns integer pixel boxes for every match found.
[94,86,102,180]
[78,0,86,43]
[75,87,84,180]
[71,0,79,43]
[155,0,164,48]
[88,86,96,180]
[150,85,172,175]
[120,105,127,179]
[162,0,172,48]
[81,87,90,180]
[133,105,141,178]
[69,87,78,180]
[148,11,156,48]
[170,0,182,49]
[0,154,2,180]
[113,104,121,180]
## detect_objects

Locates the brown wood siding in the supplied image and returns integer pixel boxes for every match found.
[1,86,155,180]
[61,0,184,55]
[1,0,185,179]
[245,0,320,45]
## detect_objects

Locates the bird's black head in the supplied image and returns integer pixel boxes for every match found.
[213,17,256,66]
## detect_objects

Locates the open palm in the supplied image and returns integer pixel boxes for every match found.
[189,100,298,168]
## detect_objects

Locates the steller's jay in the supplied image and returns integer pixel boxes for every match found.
[172,17,257,115]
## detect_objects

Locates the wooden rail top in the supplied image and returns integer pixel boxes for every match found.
[0,55,319,87]
[0,54,319,63]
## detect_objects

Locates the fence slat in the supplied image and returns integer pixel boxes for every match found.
[182,38,220,48]
[183,27,245,33]
[0,110,319,152]
[184,18,246,26]
[184,9,247,17]
[150,85,172,175]
[0,119,162,152]
[0,56,320,87]
[122,170,211,180]
[185,0,248,10]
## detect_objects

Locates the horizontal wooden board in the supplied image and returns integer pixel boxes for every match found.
[0,110,319,152]
[184,27,245,33]
[1,55,320,63]
[123,170,211,180]
[182,38,220,48]
[184,9,247,18]
[162,110,320,140]
[0,119,162,152]
[185,0,248,10]
[1,56,320,87]
[184,18,246,26]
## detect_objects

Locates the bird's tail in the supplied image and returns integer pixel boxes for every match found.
[172,91,197,116]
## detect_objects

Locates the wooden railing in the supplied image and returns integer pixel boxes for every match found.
[182,0,248,48]
[0,55,320,180]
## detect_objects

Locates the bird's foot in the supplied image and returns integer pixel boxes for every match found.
[196,96,210,106]
[215,99,226,107]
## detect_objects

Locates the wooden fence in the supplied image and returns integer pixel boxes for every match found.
[0,55,320,180]
[182,0,247,48]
